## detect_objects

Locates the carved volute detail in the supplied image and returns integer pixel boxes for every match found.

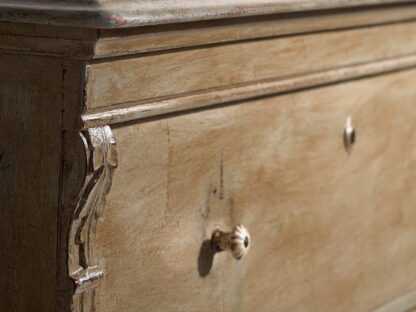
[68,126,118,311]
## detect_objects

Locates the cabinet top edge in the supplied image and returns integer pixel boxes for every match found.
[1,0,415,29]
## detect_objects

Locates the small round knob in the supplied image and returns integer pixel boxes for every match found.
[344,117,356,152]
[212,225,250,260]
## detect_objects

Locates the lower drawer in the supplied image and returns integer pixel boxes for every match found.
[94,69,416,311]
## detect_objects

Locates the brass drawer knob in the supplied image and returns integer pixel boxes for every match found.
[212,225,250,260]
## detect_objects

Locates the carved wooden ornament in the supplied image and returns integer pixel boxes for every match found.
[68,126,117,311]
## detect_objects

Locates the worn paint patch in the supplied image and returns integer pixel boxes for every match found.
[105,12,128,26]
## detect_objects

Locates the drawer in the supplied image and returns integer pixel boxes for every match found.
[92,69,416,311]
[85,21,416,110]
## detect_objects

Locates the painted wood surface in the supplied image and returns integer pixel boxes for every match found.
[3,5,416,59]
[372,287,416,312]
[0,0,415,28]
[56,59,88,312]
[95,5,416,58]
[0,21,97,59]
[0,54,63,311]
[92,69,416,312]
[2,4,416,311]
[82,54,416,128]
[85,21,416,109]
[68,127,117,312]
[0,54,89,312]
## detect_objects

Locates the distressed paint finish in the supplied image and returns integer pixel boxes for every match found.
[94,5,416,58]
[4,5,416,59]
[84,21,416,109]
[67,126,118,312]
[0,0,415,28]
[93,69,416,312]
[0,54,63,311]
[2,2,416,311]
[82,54,416,128]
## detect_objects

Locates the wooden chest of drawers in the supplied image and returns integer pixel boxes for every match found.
[2,1,416,311]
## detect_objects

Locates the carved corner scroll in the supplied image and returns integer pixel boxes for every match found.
[68,126,117,311]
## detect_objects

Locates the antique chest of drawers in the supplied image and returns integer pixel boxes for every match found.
[2,1,416,311]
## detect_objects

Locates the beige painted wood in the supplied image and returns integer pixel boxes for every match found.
[0,54,63,311]
[85,21,416,109]
[57,59,88,311]
[3,3,416,311]
[95,5,416,57]
[3,5,416,59]
[93,69,416,312]
[0,22,97,58]
[371,287,416,312]
[82,54,416,128]
[0,55,87,312]
[0,0,414,28]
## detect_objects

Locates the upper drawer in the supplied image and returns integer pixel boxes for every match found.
[85,21,416,110]
[92,68,416,311]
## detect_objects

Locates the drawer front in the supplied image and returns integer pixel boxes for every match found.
[94,69,416,312]
[86,21,416,110]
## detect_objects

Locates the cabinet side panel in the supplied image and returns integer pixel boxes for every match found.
[0,54,63,311]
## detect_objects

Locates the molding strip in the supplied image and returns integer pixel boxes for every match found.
[0,0,415,29]
[371,287,416,312]
[82,53,416,128]
[2,6,416,59]
[95,6,416,58]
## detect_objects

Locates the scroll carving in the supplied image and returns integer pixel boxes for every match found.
[68,126,117,311]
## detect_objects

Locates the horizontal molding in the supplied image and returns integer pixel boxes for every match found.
[0,21,97,59]
[371,287,416,312]
[82,53,416,128]
[85,21,416,109]
[94,5,416,58]
[0,0,414,29]
[2,5,416,59]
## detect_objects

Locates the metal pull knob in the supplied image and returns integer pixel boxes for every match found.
[344,117,356,152]
[212,225,250,260]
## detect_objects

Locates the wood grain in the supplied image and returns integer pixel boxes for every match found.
[0,54,63,311]
[0,0,415,28]
[0,21,97,58]
[56,59,88,312]
[82,54,416,128]
[3,3,416,311]
[93,68,416,312]
[68,126,118,312]
[95,5,416,58]
[85,21,416,109]
[3,5,416,59]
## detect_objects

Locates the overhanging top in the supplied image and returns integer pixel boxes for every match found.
[0,0,415,29]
